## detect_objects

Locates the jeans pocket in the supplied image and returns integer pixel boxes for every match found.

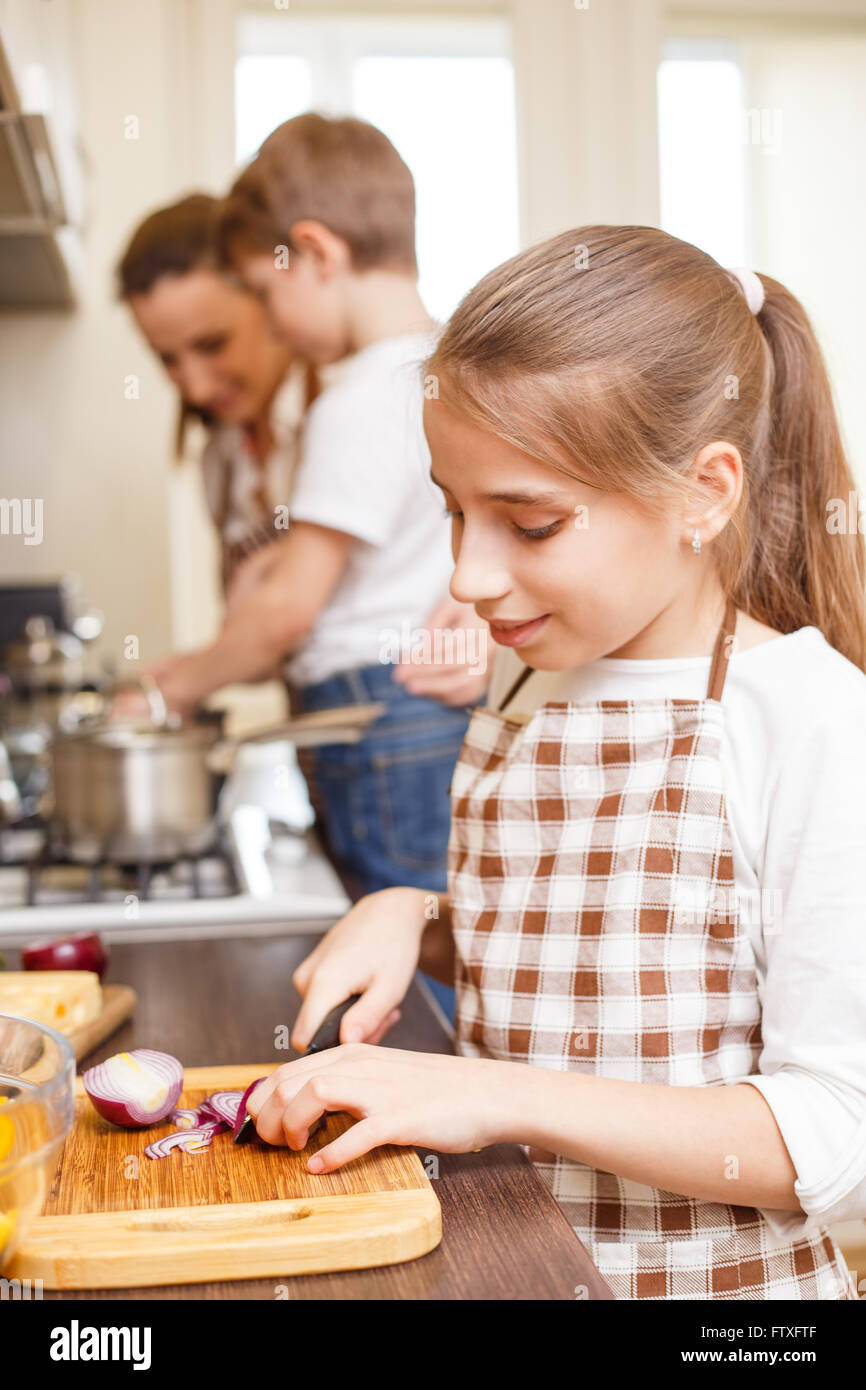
[371,734,465,871]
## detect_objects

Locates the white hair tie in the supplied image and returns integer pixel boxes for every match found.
[726,266,765,315]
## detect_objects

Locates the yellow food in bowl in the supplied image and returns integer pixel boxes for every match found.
[0,1106,14,1162]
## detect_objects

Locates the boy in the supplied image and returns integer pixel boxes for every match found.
[150,115,484,942]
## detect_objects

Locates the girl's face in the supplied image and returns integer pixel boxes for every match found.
[424,398,693,669]
[128,269,290,425]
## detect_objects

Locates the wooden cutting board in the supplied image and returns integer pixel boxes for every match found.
[10,1064,441,1289]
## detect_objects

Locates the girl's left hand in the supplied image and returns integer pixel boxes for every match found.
[245,1045,518,1172]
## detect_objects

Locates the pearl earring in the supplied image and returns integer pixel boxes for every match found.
[691,530,702,555]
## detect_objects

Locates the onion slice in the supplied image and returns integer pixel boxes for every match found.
[200,1091,243,1127]
[144,1122,220,1160]
[169,1107,200,1130]
[82,1049,183,1129]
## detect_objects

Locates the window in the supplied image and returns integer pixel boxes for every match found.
[657,40,749,267]
[234,12,520,321]
[658,26,866,480]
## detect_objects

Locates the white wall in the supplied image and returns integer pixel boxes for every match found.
[0,0,234,669]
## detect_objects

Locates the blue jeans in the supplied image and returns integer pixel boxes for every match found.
[296,663,468,1020]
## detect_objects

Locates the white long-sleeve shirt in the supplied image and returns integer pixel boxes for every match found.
[488,626,866,1236]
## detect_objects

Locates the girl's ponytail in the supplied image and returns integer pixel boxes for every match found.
[742,277,866,671]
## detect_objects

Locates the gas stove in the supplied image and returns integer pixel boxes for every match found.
[0,804,350,946]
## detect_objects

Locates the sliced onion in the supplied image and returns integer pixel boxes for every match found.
[144,1122,220,1160]
[168,1107,200,1130]
[203,1091,243,1127]
[194,1109,228,1135]
[82,1049,183,1129]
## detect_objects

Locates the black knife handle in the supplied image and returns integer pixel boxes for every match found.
[305,994,362,1054]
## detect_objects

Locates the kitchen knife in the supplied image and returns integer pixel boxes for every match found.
[232,993,362,1144]
[304,993,362,1053]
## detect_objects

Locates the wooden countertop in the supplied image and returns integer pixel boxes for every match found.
[36,934,612,1301]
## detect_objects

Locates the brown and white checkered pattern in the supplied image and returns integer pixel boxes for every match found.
[448,695,854,1300]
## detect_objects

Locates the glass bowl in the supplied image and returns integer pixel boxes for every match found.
[0,1014,75,1268]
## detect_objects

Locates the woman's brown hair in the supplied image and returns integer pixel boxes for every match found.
[117,194,221,452]
[428,225,866,671]
[117,193,221,299]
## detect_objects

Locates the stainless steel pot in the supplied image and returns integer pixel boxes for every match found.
[51,720,223,862]
[49,679,384,863]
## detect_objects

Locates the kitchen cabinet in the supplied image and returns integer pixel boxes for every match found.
[0,0,84,307]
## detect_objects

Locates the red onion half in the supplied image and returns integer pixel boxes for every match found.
[82,1049,184,1129]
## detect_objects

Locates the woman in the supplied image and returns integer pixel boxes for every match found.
[118,193,316,597]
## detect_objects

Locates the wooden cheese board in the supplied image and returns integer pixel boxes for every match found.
[68,983,137,1061]
[9,1064,441,1288]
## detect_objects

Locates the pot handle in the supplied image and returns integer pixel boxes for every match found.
[136,672,170,729]
[107,671,174,729]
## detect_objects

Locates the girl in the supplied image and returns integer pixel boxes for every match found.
[249,226,866,1299]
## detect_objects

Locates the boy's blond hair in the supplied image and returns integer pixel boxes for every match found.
[219,112,417,274]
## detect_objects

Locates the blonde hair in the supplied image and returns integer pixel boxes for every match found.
[219,112,417,274]
[428,225,866,670]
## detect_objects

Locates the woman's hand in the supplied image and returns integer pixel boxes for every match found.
[108,658,199,723]
[290,887,431,1052]
[140,654,203,721]
[245,1045,519,1172]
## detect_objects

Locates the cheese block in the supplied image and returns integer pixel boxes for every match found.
[0,972,102,1035]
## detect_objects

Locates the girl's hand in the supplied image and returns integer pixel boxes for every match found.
[245,1045,518,1172]
[290,887,431,1052]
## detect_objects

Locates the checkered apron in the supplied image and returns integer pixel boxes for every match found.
[449,600,854,1300]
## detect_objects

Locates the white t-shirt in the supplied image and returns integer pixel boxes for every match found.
[488,627,866,1236]
[285,332,451,688]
